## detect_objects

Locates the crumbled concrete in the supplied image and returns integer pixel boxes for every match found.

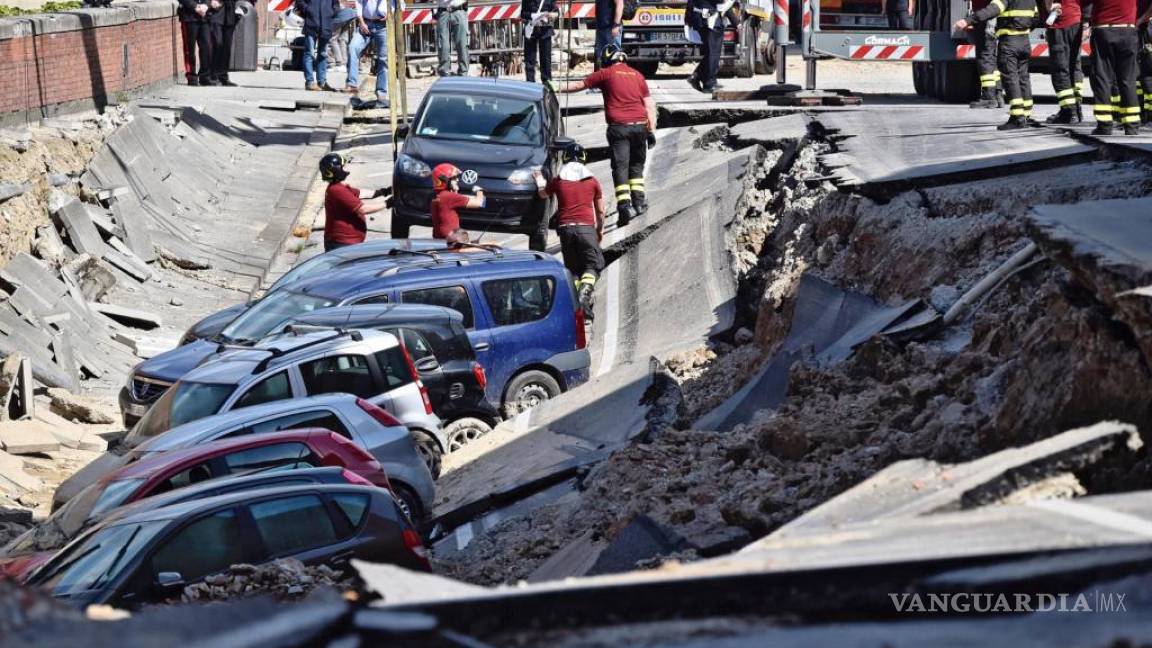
[46,389,116,425]
[182,559,353,603]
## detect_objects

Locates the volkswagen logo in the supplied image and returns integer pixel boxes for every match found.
[460,169,479,185]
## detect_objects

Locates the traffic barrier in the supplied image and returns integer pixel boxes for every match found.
[849,44,926,60]
[955,42,1092,58]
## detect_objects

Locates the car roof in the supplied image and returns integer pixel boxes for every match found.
[101,483,384,527]
[286,303,463,330]
[106,467,350,518]
[325,239,446,260]
[284,248,564,301]
[185,328,399,384]
[428,77,545,101]
[112,429,331,481]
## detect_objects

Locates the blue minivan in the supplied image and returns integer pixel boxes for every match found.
[123,247,590,421]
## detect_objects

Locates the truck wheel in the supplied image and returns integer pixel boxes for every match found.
[391,213,411,239]
[938,60,979,104]
[733,21,756,78]
[444,417,493,452]
[502,370,561,418]
[632,61,659,78]
[411,429,442,480]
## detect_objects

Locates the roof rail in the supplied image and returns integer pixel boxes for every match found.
[388,248,443,262]
[250,329,364,374]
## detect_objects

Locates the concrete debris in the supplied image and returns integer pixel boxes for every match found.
[182,559,353,603]
[68,255,118,302]
[354,560,486,606]
[87,302,161,330]
[47,174,72,188]
[32,224,69,264]
[0,420,61,455]
[0,183,29,204]
[0,451,43,497]
[46,388,116,425]
[35,407,108,452]
[0,354,33,421]
[0,565,83,634]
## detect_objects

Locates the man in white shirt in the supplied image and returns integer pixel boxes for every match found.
[346,0,391,107]
[436,0,470,76]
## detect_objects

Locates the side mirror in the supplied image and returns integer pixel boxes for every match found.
[155,571,185,593]
[415,357,440,373]
[395,124,410,139]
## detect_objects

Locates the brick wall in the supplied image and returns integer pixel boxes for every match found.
[0,1,182,125]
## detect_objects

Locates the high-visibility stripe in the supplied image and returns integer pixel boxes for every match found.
[1059,97,1079,106]
[1009,98,1024,105]
[1000,9,1036,16]
[1111,95,1121,102]
[1123,106,1142,113]
[1010,108,1025,115]
[1056,88,1076,98]
[979,74,998,81]
[629,179,645,189]
[991,0,1006,10]
[1022,99,1034,108]
[1122,115,1141,123]
[996,28,1031,36]
[981,80,998,88]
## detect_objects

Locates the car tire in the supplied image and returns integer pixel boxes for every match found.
[411,429,442,480]
[391,213,411,239]
[392,482,425,524]
[444,417,493,453]
[501,370,562,418]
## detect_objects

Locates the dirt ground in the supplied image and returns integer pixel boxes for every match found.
[436,133,1152,586]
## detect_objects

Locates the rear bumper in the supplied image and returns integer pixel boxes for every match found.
[548,348,591,391]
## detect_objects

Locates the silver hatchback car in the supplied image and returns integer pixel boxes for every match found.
[129,329,446,474]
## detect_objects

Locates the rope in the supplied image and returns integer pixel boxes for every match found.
[562,0,572,130]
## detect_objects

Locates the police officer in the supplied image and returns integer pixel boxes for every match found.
[967,0,1003,109]
[533,142,605,316]
[557,44,656,228]
[1087,0,1141,134]
[178,0,214,86]
[687,0,725,93]
[954,0,1039,130]
[1045,0,1086,122]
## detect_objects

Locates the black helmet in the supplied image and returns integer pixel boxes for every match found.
[319,153,348,182]
[600,43,626,68]
[560,141,587,164]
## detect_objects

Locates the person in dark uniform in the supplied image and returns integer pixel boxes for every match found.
[686,0,725,92]
[1045,0,1086,122]
[178,0,213,86]
[955,0,1039,130]
[557,44,656,227]
[883,0,915,28]
[1138,0,1152,122]
[968,0,1002,109]
[522,0,559,84]
[319,153,387,252]
[210,0,241,86]
[1087,0,1140,134]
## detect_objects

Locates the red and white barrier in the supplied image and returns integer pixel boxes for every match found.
[955,42,1092,58]
[849,44,926,60]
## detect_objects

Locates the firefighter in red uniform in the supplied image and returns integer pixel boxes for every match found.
[1137,0,1152,122]
[430,163,486,244]
[556,44,657,228]
[320,153,387,252]
[955,0,1039,129]
[1087,0,1141,134]
[968,0,1004,109]
[1045,0,1087,122]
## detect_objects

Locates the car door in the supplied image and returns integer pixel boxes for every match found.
[142,507,251,604]
[400,283,498,403]
[476,275,559,401]
[390,327,447,411]
[243,492,361,570]
[298,353,381,401]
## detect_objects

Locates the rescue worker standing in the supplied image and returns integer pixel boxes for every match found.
[320,154,387,252]
[557,44,657,228]
[430,163,486,244]
[522,0,559,85]
[954,0,1039,130]
[533,142,605,316]
[687,0,725,93]
[967,0,1003,108]
[1087,0,1141,134]
[1045,0,1086,122]
[1138,0,1152,122]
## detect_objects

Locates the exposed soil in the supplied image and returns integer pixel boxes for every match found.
[436,131,1152,586]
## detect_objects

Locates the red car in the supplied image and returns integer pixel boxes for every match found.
[0,429,390,582]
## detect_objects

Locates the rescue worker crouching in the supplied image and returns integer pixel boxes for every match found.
[954,0,1039,130]
[556,44,657,229]
[320,153,388,252]
[430,163,486,245]
[533,141,605,318]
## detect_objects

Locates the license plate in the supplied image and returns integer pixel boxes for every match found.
[625,7,685,27]
[124,403,150,417]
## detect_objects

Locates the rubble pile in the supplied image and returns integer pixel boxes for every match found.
[438,136,1152,585]
[0,572,84,635]
[181,559,354,603]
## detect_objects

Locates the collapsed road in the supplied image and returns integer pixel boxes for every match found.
[3,56,1152,645]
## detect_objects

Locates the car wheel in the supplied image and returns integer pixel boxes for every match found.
[444,417,493,453]
[501,370,562,418]
[391,213,411,239]
[411,429,442,480]
[392,482,425,523]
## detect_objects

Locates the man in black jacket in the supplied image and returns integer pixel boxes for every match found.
[211,0,241,86]
[954,0,1039,130]
[179,0,213,86]
[295,0,342,91]
[687,0,725,93]
[522,0,558,84]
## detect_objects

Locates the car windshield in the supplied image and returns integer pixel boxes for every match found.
[130,381,235,442]
[220,290,336,344]
[32,521,165,598]
[4,478,148,556]
[415,93,543,146]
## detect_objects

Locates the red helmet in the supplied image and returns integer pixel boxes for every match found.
[432,163,462,192]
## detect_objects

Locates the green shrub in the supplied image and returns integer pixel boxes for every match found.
[0,1,84,16]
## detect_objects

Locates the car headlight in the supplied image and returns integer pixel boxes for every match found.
[397,154,431,178]
[507,167,539,186]
[124,370,135,391]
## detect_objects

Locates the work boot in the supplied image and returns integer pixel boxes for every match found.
[631,191,648,216]
[617,201,635,228]
[1045,107,1078,124]
[688,74,703,93]
[996,116,1027,131]
[1092,122,1114,136]
[1124,122,1141,136]
[969,88,998,109]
